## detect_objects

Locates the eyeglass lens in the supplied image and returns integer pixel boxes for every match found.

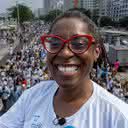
[44,36,89,53]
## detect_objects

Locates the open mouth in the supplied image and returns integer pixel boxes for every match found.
[56,64,80,73]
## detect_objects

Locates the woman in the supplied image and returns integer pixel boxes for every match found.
[0,9,127,128]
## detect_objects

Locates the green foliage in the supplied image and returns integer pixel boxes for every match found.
[42,9,63,23]
[99,16,113,27]
[91,9,99,25]
[69,8,91,18]
[39,8,96,24]
[41,8,91,23]
[8,4,33,23]
[119,16,128,28]
[39,15,45,20]
[0,17,3,20]
[112,20,119,28]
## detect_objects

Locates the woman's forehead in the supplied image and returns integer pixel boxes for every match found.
[51,18,89,36]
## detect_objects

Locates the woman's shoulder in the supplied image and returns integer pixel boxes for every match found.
[25,80,58,96]
[94,81,128,119]
[19,80,57,103]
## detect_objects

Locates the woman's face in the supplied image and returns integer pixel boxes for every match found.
[47,18,100,89]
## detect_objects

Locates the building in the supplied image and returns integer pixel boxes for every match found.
[99,0,128,21]
[111,0,121,21]
[80,0,97,10]
[101,29,128,66]
[34,0,64,17]
[119,0,128,20]
[99,0,109,16]
[42,0,64,15]
[63,0,74,11]
[63,0,99,13]
[41,0,52,14]
[63,0,128,21]
[50,0,64,10]
[63,0,128,28]
[34,8,45,17]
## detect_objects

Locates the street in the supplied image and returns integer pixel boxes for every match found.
[0,38,19,64]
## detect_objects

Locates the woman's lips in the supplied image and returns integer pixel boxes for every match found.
[55,64,80,76]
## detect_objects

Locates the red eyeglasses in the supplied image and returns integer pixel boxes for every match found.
[40,34,95,54]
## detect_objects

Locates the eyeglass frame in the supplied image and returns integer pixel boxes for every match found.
[40,34,96,54]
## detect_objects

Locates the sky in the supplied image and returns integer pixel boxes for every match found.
[0,0,43,13]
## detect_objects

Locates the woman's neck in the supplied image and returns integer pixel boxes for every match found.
[56,80,93,103]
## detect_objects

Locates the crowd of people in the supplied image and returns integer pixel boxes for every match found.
[0,28,16,46]
[91,63,128,103]
[0,21,128,117]
[0,22,49,114]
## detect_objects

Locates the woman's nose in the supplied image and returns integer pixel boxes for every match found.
[57,43,74,57]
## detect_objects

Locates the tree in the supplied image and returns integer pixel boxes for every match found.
[0,17,3,20]
[91,9,99,25]
[8,4,33,24]
[119,16,128,28]
[69,8,91,18]
[112,20,119,28]
[39,15,45,21]
[41,8,92,23]
[42,9,63,23]
[99,16,113,27]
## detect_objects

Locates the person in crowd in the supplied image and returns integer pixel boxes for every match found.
[0,9,127,128]
[114,59,120,71]
[112,59,120,76]
[106,75,113,92]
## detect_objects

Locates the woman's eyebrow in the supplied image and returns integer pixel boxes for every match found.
[72,34,79,36]
[51,34,63,38]
[51,34,80,39]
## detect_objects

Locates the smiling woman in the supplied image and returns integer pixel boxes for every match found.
[0,9,128,128]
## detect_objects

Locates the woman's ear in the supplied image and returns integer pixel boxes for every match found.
[94,44,101,62]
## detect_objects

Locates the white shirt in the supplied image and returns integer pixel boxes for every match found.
[0,80,128,128]
[107,79,113,90]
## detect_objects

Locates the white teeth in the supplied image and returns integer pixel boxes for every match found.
[58,65,78,72]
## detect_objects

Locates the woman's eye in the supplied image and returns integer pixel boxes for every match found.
[73,42,85,47]
[71,39,87,46]
[51,41,61,47]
